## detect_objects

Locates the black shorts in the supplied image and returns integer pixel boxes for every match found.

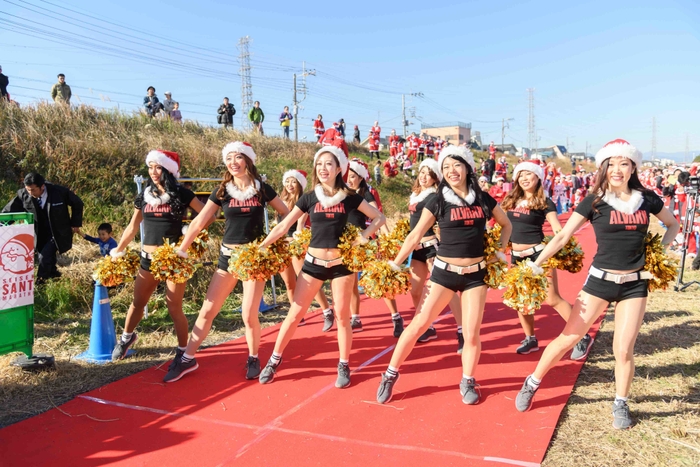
[217,253,230,272]
[582,274,648,303]
[511,249,542,265]
[301,260,352,281]
[140,256,152,272]
[412,245,437,264]
[430,265,486,293]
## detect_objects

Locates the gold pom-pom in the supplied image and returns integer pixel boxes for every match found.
[184,229,210,260]
[483,224,507,288]
[358,261,412,299]
[228,237,291,281]
[644,233,679,291]
[485,260,508,289]
[93,249,139,287]
[390,218,411,243]
[338,224,375,272]
[502,261,548,315]
[483,224,502,259]
[150,241,197,283]
[289,228,312,259]
[544,235,584,273]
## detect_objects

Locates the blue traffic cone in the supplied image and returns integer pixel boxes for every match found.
[258,297,276,313]
[75,283,117,364]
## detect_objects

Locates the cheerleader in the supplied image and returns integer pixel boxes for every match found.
[376,146,512,405]
[514,139,679,430]
[277,169,333,329]
[501,162,591,359]
[111,150,204,360]
[163,142,290,383]
[409,158,464,352]
[257,145,385,388]
[344,159,402,337]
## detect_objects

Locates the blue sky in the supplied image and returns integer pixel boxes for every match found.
[1,0,699,156]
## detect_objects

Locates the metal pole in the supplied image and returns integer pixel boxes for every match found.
[402,94,407,138]
[293,73,298,142]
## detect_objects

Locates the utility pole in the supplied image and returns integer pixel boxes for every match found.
[585,141,589,161]
[292,62,315,142]
[402,92,423,138]
[238,36,253,131]
[527,88,535,156]
[651,117,657,161]
[293,73,298,142]
[501,118,513,151]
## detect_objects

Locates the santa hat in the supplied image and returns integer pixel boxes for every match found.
[348,158,370,181]
[282,169,308,190]
[595,139,642,168]
[512,161,544,181]
[314,143,349,175]
[418,158,443,181]
[146,150,181,178]
[438,145,476,172]
[222,141,256,164]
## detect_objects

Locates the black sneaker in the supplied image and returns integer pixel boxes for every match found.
[376,372,400,404]
[112,332,138,361]
[167,347,185,371]
[298,317,306,326]
[335,362,351,388]
[351,316,363,333]
[163,358,198,383]
[392,316,404,338]
[516,336,539,355]
[612,400,634,429]
[245,356,261,380]
[515,377,539,412]
[417,327,437,343]
[570,334,594,361]
[459,377,480,405]
[322,312,334,332]
[259,359,281,384]
[456,332,464,355]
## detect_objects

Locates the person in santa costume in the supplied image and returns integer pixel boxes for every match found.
[313,114,325,142]
[277,169,333,328]
[368,128,380,160]
[406,132,418,162]
[384,156,399,178]
[164,142,290,383]
[370,121,381,144]
[111,150,205,362]
[389,129,400,157]
[319,124,341,146]
[257,141,385,389]
[514,139,679,430]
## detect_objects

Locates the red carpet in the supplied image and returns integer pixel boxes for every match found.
[0,217,601,467]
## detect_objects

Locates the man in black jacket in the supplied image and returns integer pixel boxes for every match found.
[0,65,8,100]
[217,97,236,129]
[2,173,84,281]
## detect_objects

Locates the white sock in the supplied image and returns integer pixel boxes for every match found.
[323,308,333,316]
[271,352,282,364]
[529,335,537,340]
[177,346,186,351]
[527,374,541,389]
[339,358,349,365]
[615,395,628,404]
[250,354,258,359]
[182,352,195,362]
[352,314,360,319]
[392,313,401,319]
[457,326,463,333]
[386,365,399,377]
[462,374,473,380]
[121,332,133,341]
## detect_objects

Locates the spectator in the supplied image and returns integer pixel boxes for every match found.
[2,172,83,283]
[338,118,346,138]
[217,97,236,129]
[50,73,71,105]
[82,222,117,257]
[313,114,325,142]
[374,160,382,186]
[0,65,8,101]
[478,175,490,192]
[279,105,293,139]
[143,86,162,118]
[162,91,175,115]
[170,102,182,124]
[248,100,264,134]
[489,176,507,204]
[353,125,361,144]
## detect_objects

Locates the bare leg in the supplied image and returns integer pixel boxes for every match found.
[331,274,357,360]
[164,280,189,347]
[272,273,324,354]
[185,270,237,355]
[409,260,429,311]
[123,268,159,333]
[612,297,647,398]
[460,286,487,376]
[240,280,266,355]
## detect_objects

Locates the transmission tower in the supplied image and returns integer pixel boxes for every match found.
[527,88,535,157]
[238,36,253,130]
[651,117,657,160]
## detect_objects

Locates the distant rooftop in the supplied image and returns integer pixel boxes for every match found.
[421,121,472,129]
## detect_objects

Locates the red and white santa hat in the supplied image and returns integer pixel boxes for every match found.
[282,169,308,190]
[348,158,369,181]
[222,141,256,164]
[314,143,349,175]
[595,138,642,168]
[512,161,544,181]
[438,145,476,172]
[418,158,443,181]
[146,150,181,178]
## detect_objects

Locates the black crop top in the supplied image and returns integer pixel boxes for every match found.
[424,192,498,258]
[507,198,557,244]
[135,186,196,246]
[296,190,363,249]
[575,191,664,270]
[409,191,437,238]
[209,182,278,245]
[347,190,375,228]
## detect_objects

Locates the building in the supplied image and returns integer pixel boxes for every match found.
[420,121,471,145]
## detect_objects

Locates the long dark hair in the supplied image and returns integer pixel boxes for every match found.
[348,168,368,197]
[435,156,492,219]
[591,158,652,212]
[216,154,267,203]
[501,174,548,211]
[136,167,185,217]
[311,153,352,196]
[411,166,439,195]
